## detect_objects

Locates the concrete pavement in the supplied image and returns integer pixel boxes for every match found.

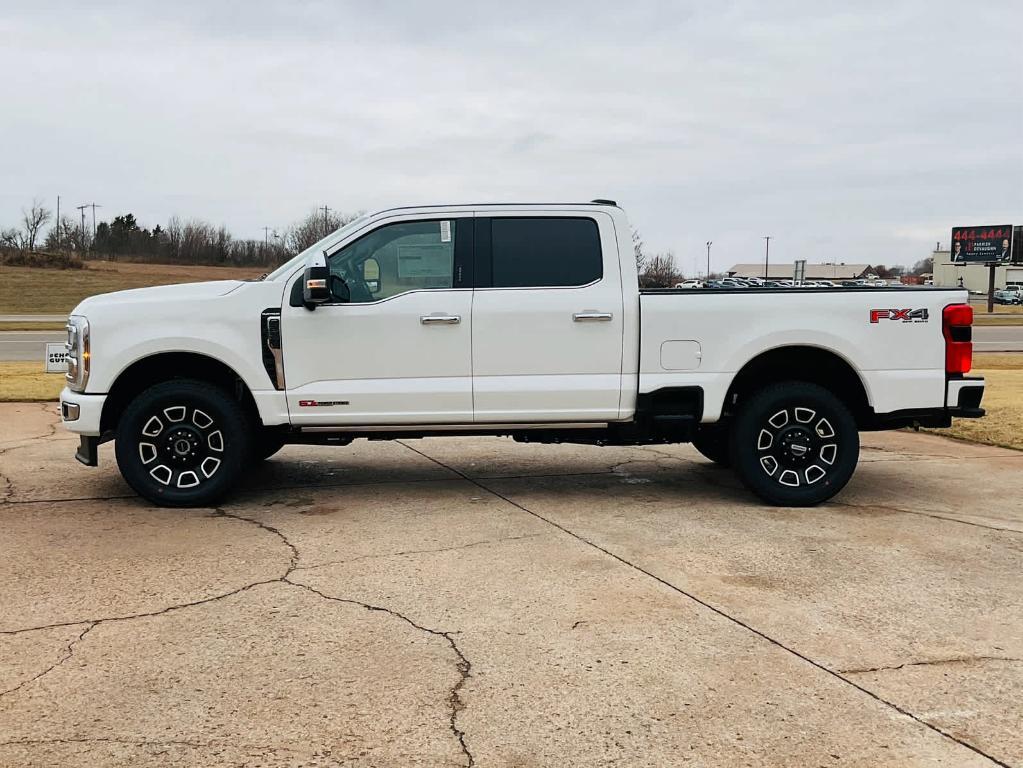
[2,325,1022,362]
[1,402,1021,766]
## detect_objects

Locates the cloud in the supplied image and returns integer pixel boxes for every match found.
[1,0,1020,270]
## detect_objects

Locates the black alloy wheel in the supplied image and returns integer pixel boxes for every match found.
[115,379,250,507]
[730,381,858,506]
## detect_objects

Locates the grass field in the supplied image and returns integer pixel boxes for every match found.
[0,322,68,331]
[0,261,264,316]
[0,362,64,402]
[974,315,1023,326]
[3,353,1020,451]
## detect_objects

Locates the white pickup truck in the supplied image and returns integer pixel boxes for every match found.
[59,201,985,507]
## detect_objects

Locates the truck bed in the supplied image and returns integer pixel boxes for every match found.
[637,286,968,422]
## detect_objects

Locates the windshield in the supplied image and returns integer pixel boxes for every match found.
[263,213,372,281]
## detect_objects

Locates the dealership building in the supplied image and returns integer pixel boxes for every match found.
[932,254,1023,291]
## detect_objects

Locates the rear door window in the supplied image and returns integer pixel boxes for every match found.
[487,217,602,288]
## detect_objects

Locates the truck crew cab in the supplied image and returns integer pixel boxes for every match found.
[59,202,985,507]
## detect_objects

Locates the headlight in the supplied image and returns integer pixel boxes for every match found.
[65,315,90,392]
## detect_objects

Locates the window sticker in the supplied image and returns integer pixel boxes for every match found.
[440,220,451,243]
[397,245,451,278]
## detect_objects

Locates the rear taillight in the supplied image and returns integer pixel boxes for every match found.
[942,303,973,374]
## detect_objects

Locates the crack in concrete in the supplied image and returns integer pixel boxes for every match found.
[832,500,1023,535]
[0,506,476,767]
[284,579,474,767]
[0,622,96,700]
[396,440,1013,768]
[214,508,298,576]
[635,443,1023,535]
[294,532,547,573]
[840,656,1023,675]
[0,509,294,636]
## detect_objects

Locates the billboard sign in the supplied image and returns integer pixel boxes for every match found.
[951,225,1014,264]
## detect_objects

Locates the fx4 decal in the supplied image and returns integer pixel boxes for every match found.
[870,308,929,324]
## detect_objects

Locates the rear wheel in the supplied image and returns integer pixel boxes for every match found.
[730,382,858,506]
[115,379,250,507]
[691,423,731,467]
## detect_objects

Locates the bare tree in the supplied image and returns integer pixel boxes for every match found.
[45,216,83,251]
[911,256,933,276]
[21,199,51,252]
[1,227,25,249]
[632,228,645,271]
[286,208,362,254]
[638,251,680,288]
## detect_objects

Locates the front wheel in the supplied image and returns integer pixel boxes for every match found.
[115,379,250,507]
[730,382,858,506]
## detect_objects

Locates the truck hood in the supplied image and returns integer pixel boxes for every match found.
[72,280,244,316]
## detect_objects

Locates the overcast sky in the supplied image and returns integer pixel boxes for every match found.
[1,0,1021,272]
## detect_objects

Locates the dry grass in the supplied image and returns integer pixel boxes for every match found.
[0,261,264,316]
[0,322,67,331]
[0,362,65,402]
[973,314,1023,326]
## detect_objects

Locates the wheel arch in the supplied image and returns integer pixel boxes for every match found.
[723,345,872,427]
[101,351,260,434]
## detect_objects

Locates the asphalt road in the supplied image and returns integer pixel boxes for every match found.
[0,315,67,323]
[2,325,1022,362]
[1,403,1020,766]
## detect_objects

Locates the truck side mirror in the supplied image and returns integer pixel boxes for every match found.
[302,266,331,309]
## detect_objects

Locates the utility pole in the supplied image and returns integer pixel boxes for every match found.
[76,205,88,248]
[763,236,772,280]
[56,195,60,251]
[319,205,331,238]
[262,226,272,250]
[706,241,713,278]
[84,203,101,241]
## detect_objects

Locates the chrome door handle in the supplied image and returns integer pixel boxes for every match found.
[573,311,613,322]
[420,314,461,325]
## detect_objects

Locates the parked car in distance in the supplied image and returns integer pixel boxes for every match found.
[675,279,704,289]
[994,286,1023,304]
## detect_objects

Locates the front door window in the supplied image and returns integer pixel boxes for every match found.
[327,220,456,303]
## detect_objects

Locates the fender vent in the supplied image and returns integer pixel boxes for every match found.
[261,308,285,390]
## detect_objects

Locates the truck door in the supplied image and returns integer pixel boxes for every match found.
[471,213,625,422]
[281,215,474,425]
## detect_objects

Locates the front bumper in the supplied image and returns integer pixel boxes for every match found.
[59,387,106,435]
[60,387,106,468]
